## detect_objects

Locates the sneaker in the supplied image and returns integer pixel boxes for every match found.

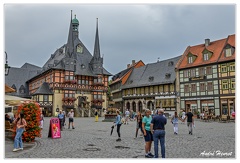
[19,148,23,150]
[190,132,192,135]
[145,154,153,158]
[116,138,121,141]
[13,148,19,152]
[148,153,154,157]
[72,127,75,129]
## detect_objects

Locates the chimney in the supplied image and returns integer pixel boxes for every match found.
[127,64,131,68]
[132,60,135,65]
[205,39,210,47]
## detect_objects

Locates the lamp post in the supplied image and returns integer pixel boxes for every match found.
[5,51,11,76]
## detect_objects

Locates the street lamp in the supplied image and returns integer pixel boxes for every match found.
[5,51,11,76]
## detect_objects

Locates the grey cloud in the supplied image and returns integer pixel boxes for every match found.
[4,4,235,75]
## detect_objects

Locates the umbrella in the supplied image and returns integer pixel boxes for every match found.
[5,95,31,106]
[110,125,114,136]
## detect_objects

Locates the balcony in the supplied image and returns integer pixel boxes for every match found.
[62,97,77,102]
[92,82,104,86]
[63,80,77,84]
[91,99,105,103]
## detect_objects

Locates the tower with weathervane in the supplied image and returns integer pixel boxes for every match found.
[26,11,112,117]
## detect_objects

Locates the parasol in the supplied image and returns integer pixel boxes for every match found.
[110,125,114,136]
[5,95,31,106]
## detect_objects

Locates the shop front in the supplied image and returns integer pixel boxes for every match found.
[220,98,235,116]
[200,100,215,115]
[185,100,197,115]
[181,97,220,116]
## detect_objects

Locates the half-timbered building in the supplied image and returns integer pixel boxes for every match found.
[121,56,181,116]
[6,11,112,117]
[217,34,235,116]
[176,34,235,116]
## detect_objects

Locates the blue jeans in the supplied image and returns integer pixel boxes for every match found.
[14,128,24,149]
[153,130,165,158]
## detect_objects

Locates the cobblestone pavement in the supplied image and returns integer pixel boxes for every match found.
[5,117,235,158]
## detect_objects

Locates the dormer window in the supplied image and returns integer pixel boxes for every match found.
[203,53,209,61]
[149,76,154,82]
[81,64,85,69]
[165,73,171,79]
[19,85,25,94]
[226,48,231,57]
[188,56,193,64]
[11,84,17,91]
[168,61,174,66]
[77,44,83,53]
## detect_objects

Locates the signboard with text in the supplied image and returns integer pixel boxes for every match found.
[48,118,61,139]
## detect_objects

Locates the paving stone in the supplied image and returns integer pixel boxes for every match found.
[5,117,235,158]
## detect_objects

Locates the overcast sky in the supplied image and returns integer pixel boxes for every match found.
[4,4,235,76]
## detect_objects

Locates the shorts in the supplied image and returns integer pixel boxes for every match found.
[144,130,153,142]
[69,118,74,122]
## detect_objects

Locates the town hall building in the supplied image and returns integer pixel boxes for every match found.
[5,11,112,117]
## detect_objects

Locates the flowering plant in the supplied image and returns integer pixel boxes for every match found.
[13,101,41,142]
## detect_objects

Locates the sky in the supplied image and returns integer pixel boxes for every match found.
[1,0,239,162]
[3,3,236,76]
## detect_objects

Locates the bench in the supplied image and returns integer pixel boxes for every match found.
[5,121,15,137]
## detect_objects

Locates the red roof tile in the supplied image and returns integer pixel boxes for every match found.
[177,35,235,69]
[218,34,235,63]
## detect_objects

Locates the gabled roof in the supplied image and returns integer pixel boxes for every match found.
[33,82,53,95]
[122,56,181,89]
[218,34,235,63]
[176,35,234,69]
[110,60,144,85]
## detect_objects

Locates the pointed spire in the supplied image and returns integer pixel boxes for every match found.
[93,18,101,59]
[66,10,74,57]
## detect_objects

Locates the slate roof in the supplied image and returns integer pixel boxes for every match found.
[110,60,144,85]
[33,82,53,95]
[28,15,112,81]
[121,56,181,89]
[5,64,42,97]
